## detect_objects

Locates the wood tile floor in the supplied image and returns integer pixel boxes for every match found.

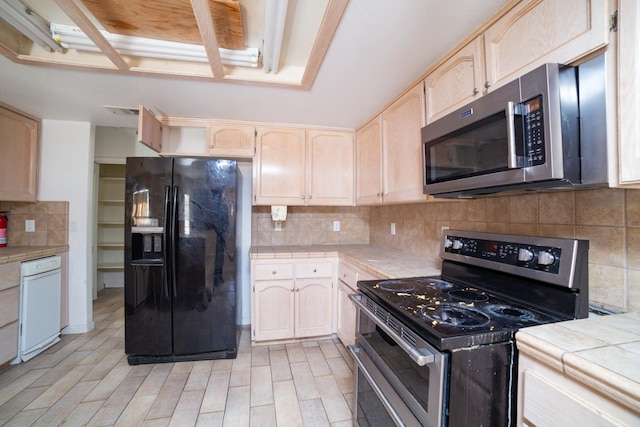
[0,288,356,426]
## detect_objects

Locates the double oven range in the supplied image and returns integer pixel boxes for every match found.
[349,229,589,426]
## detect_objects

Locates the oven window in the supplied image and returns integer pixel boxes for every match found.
[425,112,512,184]
[355,370,398,426]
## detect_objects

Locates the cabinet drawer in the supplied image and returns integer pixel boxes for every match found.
[0,320,18,365]
[338,262,359,291]
[0,262,20,292]
[0,286,19,328]
[296,262,333,279]
[254,263,294,281]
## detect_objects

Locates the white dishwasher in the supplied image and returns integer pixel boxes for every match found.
[12,255,62,363]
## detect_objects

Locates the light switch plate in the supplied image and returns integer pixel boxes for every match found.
[25,219,35,232]
[333,220,340,231]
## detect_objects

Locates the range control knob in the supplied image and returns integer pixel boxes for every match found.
[537,251,556,266]
[452,240,463,250]
[444,238,453,249]
[517,248,534,262]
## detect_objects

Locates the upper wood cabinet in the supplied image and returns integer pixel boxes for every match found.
[137,105,162,152]
[208,123,255,158]
[381,83,429,204]
[355,116,383,205]
[483,0,609,91]
[424,36,485,124]
[253,126,355,206]
[137,107,255,158]
[0,104,40,202]
[616,0,640,186]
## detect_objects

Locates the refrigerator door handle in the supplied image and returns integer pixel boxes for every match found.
[162,185,171,298]
[171,185,179,298]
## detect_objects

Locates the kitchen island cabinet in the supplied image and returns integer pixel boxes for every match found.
[0,103,40,202]
[516,313,640,426]
[0,261,20,365]
[251,258,335,342]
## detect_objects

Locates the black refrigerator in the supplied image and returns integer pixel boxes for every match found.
[124,157,238,365]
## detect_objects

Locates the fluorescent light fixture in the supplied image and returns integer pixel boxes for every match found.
[0,0,62,52]
[262,0,288,73]
[50,23,259,67]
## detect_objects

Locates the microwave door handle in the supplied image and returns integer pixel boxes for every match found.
[506,101,518,169]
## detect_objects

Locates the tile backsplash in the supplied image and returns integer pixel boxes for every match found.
[0,201,69,246]
[251,206,370,246]
[368,188,640,312]
[250,189,639,311]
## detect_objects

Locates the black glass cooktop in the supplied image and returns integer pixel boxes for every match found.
[358,275,562,350]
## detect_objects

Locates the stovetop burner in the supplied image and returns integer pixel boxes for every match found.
[359,274,563,349]
[421,303,490,328]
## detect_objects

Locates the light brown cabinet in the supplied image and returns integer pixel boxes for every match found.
[424,36,485,124]
[616,0,640,186]
[356,84,428,205]
[336,260,379,347]
[251,259,335,342]
[355,117,383,205]
[0,262,20,365]
[208,123,255,158]
[484,0,609,91]
[381,83,429,204]
[423,0,610,125]
[0,103,40,202]
[253,127,354,206]
[137,105,162,152]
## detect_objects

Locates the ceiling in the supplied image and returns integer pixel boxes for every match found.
[0,0,508,130]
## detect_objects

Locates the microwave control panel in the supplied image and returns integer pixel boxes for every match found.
[523,95,545,166]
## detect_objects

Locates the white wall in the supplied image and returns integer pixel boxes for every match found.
[39,120,95,334]
[94,126,157,163]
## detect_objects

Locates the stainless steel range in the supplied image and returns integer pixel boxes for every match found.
[348,229,589,427]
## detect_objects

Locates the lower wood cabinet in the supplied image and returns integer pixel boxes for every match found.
[251,258,335,342]
[336,260,379,347]
[0,262,20,365]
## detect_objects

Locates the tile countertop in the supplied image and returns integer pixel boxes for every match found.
[249,244,442,279]
[0,245,69,264]
[516,312,640,414]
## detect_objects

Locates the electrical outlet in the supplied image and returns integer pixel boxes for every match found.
[25,219,35,232]
[333,220,340,232]
[274,221,282,232]
[390,223,396,235]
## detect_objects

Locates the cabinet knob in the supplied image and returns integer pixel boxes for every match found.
[308,195,312,199]
[295,288,300,292]
[473,87,479,95]
[209,145,214,149]
[272,270,277,275]
[302,195,305,199]
[484,81,491,89]
[291,288,295,292]
[313,268,317,273]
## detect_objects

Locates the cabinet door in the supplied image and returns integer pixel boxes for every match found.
[424,36,485,124]
[356,116,383,205]
[137,105,162,152]
[336,280,356,347]
[484,0,609,90]
[295,277,333,338]
[253,127,306,205]
[617,0,640,185]
[208,123,255,158]
[253,280,295,341]
[307,130,354,206]
[381,84,428,204]
[0,105,39,202]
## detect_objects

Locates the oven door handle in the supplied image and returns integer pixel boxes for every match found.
[350,294,435,366]
[348,344,420,427]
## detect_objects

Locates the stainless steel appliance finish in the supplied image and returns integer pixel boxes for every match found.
[350,230,589,426]
[422,54,607,198]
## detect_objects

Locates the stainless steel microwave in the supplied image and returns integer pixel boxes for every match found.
[422,54,607,198]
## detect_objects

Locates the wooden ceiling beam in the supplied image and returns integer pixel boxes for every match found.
[54,0,129,70]
[191,0,225,79]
